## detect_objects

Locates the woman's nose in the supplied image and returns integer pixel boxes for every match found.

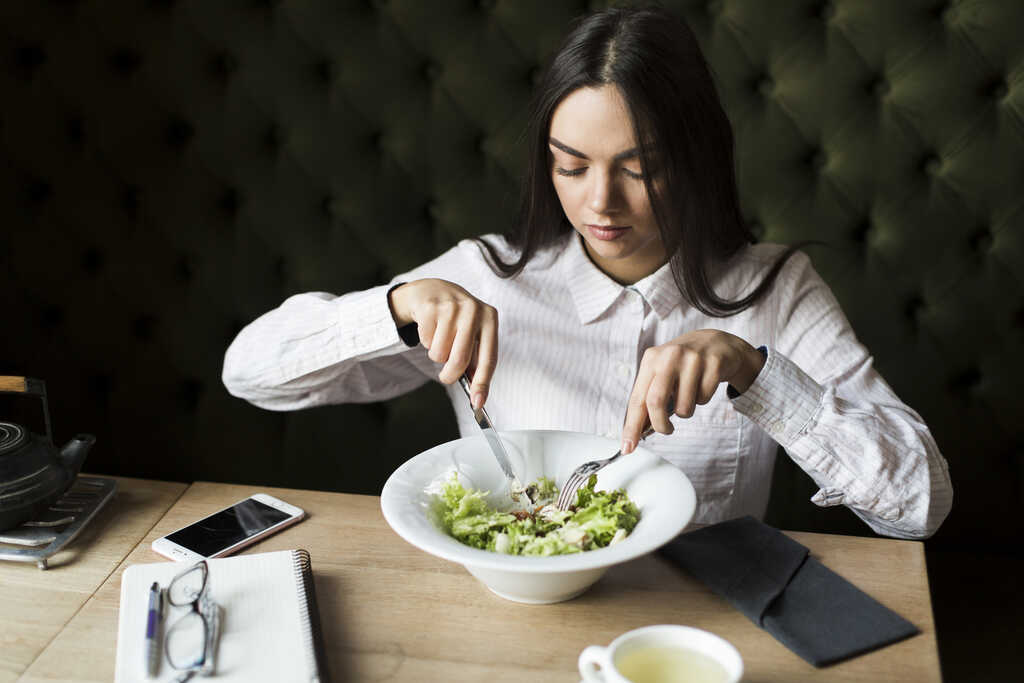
[587,171,617,214]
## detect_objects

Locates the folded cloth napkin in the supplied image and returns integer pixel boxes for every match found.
[658,516,919,667]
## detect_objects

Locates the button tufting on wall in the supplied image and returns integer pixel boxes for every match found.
[922,154,942,177]
[210,52,238,82]
[981,76,1008,101]
[68,116,85,145]
[40,305,64,331]
[756,75,774,96]
[816,2,835,21]
[219,188,241,219]
[748,219,764,240]
[25,178,52,205]
[851,219,871,244]
[425,201,440,223]
[477,0,495,10]
[226,319,247,346]
[969,226,993,255]
[527,65,542,86]
[121,185,141,216]
[264,124,284,152]
[86,374,114,401]
[313,59,333,84]
[903,295,925,323]
[179,379,204,413]
[947,367,982,395]
[706,0,723,16]
[109,48,142,76]
[133,315,157,342]
[274,256,286,283]
[165,117,194,149]
[174,254,194,283]
[321,195,335,219]
[867,75,889,98]
[805,147,826,171]
[14,44,46,75]
[422,60,441,83]
[82,247,104,276]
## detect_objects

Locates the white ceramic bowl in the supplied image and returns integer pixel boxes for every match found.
[380,429,696,604]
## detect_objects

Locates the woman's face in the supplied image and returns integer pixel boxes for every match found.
[549,85,666,285]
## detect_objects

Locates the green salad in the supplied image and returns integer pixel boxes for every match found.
[435,473,640,556]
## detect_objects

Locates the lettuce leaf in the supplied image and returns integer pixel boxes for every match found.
[435,473,639,556]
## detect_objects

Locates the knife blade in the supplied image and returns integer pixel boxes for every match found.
[458,375,531,505]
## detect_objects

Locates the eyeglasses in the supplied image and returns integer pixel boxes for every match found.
[164,560,220,682]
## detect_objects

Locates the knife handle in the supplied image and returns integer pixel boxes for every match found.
[458,373,473,400]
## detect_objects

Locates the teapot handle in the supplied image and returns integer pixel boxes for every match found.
[0,376,52,442]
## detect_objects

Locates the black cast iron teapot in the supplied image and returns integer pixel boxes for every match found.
[0,376,95,532]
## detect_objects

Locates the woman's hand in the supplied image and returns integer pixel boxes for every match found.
[388,279,498,409]
[621,330,765,454]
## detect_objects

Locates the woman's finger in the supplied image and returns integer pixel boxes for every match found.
[468,307,499,409]
[645,369,676,435]
[416,310,438,351]
[674,352,702,418]
[439,311,479,384]
[622,362,655,454]
[427,312,457,366]
[697,353,722,405]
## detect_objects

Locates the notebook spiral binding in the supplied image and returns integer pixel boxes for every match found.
[292,548,327,683]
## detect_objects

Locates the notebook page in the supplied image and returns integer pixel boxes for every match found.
[115,550,315,683]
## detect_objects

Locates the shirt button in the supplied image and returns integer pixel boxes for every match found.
[768,421,784,435]
[616,363,632,378]
[752,402,765,414]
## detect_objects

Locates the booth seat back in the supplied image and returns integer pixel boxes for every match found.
[3,0,1023,552]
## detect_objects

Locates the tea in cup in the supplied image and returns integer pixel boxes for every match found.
[578,624,743,683]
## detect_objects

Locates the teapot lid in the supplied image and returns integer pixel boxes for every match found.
[0,422,27,456]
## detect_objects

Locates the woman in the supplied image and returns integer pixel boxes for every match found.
[223,7,951,539]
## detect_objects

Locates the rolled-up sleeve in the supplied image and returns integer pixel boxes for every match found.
[731,253,953,539]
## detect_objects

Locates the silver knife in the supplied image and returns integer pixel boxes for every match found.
[458,375,533,506]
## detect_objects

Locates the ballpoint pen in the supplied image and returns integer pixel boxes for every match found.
[144,581,162,678]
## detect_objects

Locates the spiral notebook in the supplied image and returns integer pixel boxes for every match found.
[114,549,327,682]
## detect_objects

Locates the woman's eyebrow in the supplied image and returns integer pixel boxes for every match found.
[549,137,639,161]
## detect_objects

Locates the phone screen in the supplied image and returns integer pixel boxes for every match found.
[165,498,292,557]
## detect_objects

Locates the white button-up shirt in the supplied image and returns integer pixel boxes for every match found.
[223,234,953,539]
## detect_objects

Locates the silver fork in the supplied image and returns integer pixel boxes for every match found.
[555,426,655,510]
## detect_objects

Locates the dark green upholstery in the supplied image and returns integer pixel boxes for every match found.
[3,1,1022,678]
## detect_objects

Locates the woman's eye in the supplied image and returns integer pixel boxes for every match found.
[555,167,586,177]
[623,168,645,180]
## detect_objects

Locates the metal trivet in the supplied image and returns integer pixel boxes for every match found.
[0,475,117,569]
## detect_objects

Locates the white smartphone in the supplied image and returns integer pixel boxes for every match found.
[151,493,305,562]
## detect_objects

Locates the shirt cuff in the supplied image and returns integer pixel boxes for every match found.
[730,347,825,447]
[387,283,420,348]
[333,283,406,357]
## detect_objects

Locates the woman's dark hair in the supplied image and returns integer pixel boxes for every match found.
[478,5,803,317]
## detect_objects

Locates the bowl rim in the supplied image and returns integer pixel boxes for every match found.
[380,429,696,573]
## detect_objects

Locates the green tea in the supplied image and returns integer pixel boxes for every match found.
[615,645,730,683]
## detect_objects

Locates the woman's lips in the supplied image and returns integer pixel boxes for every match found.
[586,224,631,241]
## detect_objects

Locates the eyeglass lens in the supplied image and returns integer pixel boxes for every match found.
[167,563,207,606]
[166,610,208,670]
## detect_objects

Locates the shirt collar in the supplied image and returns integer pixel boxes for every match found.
[562,233,681,324]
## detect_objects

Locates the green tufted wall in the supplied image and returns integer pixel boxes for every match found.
[3,0,1023,678]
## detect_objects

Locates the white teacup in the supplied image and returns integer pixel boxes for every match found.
[578,624,743,683]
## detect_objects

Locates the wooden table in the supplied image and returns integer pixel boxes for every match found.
[13,479,942,682]
[0,477,187,683]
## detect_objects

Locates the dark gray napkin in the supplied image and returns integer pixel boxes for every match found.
[658,516,919,667]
